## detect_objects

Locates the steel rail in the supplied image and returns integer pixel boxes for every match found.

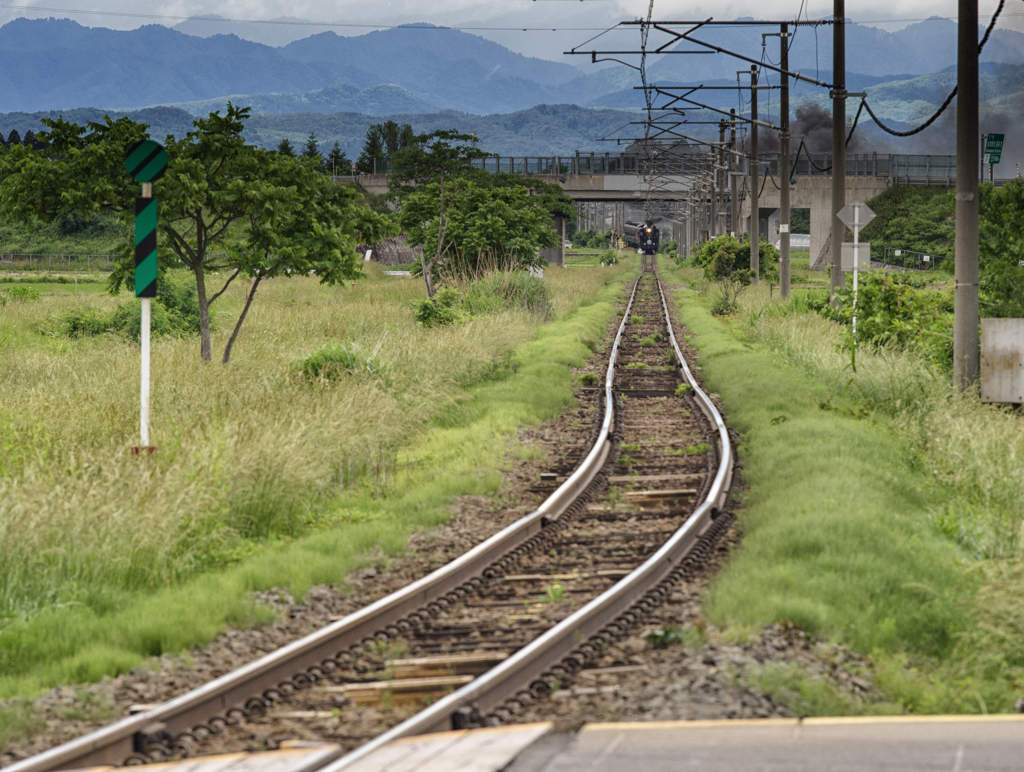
[322,267,734,770]
[5,279,642,772]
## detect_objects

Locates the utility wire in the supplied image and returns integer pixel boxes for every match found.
[855,0,1006,138]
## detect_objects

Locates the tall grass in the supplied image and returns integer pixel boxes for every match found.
[659,257,1024,712]
[0,262,625,629]
[734,282,1024,563]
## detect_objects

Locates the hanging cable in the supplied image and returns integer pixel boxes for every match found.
[855,0,1005,139]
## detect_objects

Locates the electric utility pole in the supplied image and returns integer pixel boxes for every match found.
[730,109,738,236]
[780,23,792,299]
[954,0,979,389]
[830,0,846,299]
[750,66,760,283]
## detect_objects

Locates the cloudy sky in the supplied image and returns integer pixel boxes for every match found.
[0,0,1017,60]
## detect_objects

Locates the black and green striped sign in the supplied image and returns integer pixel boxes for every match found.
[124,139,168,183]
[135,197,158,298]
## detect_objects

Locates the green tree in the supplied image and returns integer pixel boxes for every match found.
[979,178,1024,318]
[389,130,490,297]
[354,121,414,174]
[326,141,350,176]
[354,124,386,174]
[6,129,20,147]
[399,180,557,276]
[276,137,296,157]
[301,131,323,171]
[0,105,393,363]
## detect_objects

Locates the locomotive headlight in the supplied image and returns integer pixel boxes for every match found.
[646,228,652,233]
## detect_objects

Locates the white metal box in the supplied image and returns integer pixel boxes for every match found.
[981,318,1024,403]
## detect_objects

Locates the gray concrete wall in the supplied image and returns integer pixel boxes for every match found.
[758,177,888,270]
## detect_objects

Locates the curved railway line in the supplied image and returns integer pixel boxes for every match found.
[6,257,734,772]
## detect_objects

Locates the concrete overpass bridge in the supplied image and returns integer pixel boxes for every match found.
[356,152,959,268]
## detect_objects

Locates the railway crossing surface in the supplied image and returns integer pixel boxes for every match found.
[78,715,1024,772]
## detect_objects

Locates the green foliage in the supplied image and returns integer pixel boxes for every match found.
[275,137,295,157]
[41,270,201,341]
[790,208,810,235]
[692,234,778,283]
[460,271,552,318]
[0,104,392,363]
[658,238,678,255]
[0,285,40,304]
[644,626,685,649]
[599,250,618,265]
[539,581,566,604]
[979,178,1024,318]
[413,287,466,328]
[810,273,953,367]
[295,343,386,381]
[414,271,552,327]
[859,185,955,263]
[399,179,557,275]
[579,372,598,386]
[355,120,415,174]
[572,230,613,249]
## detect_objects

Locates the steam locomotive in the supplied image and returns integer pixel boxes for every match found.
[624,220,661,255]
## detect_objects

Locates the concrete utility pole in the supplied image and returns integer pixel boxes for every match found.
[830,0,846,299]
[717,120,727,238]
[730,109,738,236]
[710,143,718,239]
[780,23,792,299]
[954,0,980,389]
[750,66,760,283]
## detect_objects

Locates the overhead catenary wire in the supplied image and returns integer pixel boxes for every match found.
[854,0,1006,138]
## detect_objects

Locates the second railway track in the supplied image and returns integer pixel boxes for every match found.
[7,257,733,772]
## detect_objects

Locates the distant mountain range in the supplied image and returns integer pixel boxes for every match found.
[168,83,438,117]
[0,104,639,158]
[2,17,1024,116]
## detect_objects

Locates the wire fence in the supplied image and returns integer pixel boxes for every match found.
[879,247,949,271]
[0,254,118,272]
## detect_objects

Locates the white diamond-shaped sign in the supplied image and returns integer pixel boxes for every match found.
[837,201,876,231]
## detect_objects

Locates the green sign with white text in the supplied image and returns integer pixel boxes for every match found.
[985,133,1004,165]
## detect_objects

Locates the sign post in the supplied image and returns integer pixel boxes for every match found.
[124,139,168,452]
[837,201,876,370]
[984,133,1004,183]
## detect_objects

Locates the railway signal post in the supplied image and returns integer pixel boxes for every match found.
[124,139,168,452]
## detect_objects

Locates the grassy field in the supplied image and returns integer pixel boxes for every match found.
[0,259,635,703]
[662,256,1024,713]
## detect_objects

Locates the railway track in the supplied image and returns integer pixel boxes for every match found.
[7,257,733,772]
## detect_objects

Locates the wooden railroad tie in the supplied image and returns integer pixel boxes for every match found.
[322,675,475,707]
[624,488,697,503]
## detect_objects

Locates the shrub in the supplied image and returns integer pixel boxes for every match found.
[810,272,953,367]
[0,285,40,305]
[413,288,464,327]
[600,250,618,265]
[414,271,552,327]
[295,342,386,381]
[692,234,778,282]
[979,178,1024,318]
[461,271,552,319]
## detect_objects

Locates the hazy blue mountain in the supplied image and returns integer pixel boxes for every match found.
[173,15,336,48]
[168,83,438,117]
[3,16,1024,117]
[0,104,638,157]
[0,18,574,115]
[0,19,324,113]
